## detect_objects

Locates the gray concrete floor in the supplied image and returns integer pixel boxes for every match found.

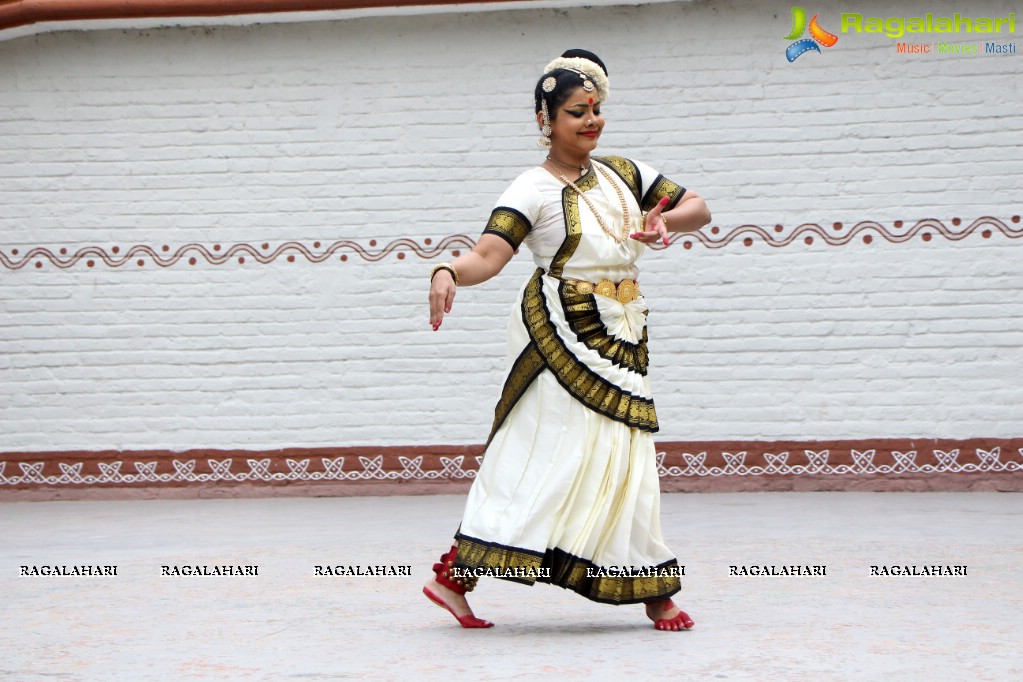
[2,492,1022,681]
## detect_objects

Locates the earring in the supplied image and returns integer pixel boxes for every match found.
[537,98,552,149]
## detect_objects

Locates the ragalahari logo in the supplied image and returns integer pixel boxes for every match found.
[784,6,839,61]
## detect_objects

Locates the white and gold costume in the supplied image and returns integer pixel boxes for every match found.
[454,156,688,604]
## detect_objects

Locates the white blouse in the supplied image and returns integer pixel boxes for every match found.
[483,156,686,284]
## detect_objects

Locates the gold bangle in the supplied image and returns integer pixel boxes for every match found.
[661,211,671,231]
[431,262,459,286]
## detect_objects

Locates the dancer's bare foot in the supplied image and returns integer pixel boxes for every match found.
[645,598,694,631]
[423,575,493,628]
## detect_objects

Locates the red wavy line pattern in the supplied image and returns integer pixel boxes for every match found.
[2,217,1019,270]
[669,215,1021,251]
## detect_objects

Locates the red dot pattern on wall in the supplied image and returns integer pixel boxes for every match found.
[2,218,1019,271]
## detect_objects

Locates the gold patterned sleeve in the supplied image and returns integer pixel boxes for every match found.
[482,207,532,250]
[640,174,687,213]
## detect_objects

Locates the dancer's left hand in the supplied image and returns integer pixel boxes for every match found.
[629,196,671,246]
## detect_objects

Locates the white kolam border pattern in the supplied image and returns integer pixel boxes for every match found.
[2,444,1022,489]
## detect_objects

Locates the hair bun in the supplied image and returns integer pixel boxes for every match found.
[542,50,611,101]
[559,49,608,76]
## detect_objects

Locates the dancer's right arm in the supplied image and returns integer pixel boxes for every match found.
[429,234,515,331]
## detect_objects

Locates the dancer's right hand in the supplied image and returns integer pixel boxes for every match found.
[429,270,456,331]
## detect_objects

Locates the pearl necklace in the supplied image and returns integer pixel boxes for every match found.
[555,163,633,244]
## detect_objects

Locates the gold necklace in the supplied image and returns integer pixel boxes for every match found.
[546,154,588,175]
[555,163,633,243]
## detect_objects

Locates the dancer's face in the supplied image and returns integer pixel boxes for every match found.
[543,86,604,158]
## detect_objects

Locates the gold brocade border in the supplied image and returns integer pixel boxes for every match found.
[559,279,649,377]
[641,174,686,213]
[454,533,682,605]
[482,272,655,450]
[482,207,531,250]
[453,533,544,579]
[484,344,546,449]
[523,269,658,432]
[547,170,597,278]
[593,156,642,204]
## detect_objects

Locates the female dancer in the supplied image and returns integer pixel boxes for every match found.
[425,49,711,631]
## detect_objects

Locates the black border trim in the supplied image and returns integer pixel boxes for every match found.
[640,174,687,213]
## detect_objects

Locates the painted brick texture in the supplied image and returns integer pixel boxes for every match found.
[1,0,1021,456]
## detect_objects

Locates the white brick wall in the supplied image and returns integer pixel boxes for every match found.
[1,0,1021,452]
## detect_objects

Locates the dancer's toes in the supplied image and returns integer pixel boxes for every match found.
[645,598,694,631]
[458,613,494,629]
[656,619,676,631]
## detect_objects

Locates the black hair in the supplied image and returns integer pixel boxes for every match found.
[534,49,608,118]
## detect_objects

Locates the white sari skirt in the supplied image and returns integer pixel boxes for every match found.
[455,268,681,605]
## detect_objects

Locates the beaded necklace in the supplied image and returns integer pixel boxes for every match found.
[555,163,633,244]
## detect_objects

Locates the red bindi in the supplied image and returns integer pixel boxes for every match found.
[588,98,594,104]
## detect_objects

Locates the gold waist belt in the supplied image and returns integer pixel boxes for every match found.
[563,277,641,304]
